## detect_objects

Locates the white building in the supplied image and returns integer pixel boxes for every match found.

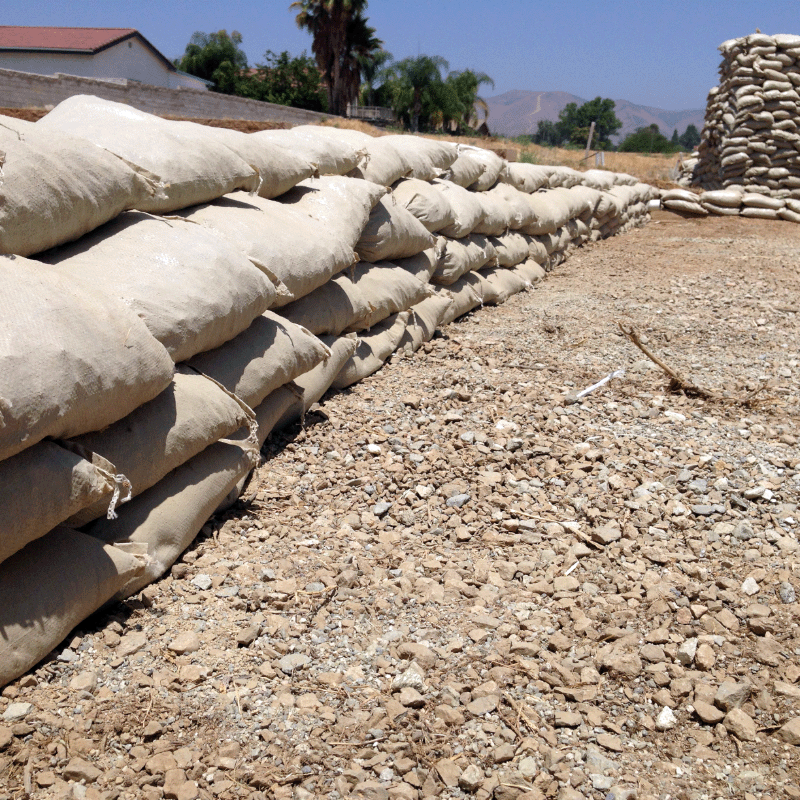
[0,26,210,90]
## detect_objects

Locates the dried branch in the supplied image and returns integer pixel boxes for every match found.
[618,322,769,406]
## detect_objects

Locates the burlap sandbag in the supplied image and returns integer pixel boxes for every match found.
[434,180,486,238]
[398,294,453,352]
[331,312,410,389]
[513,259,546,287]
[443,149,487,188]
[741,206,780,219]
[196,124,317,198]
[663,199,708,216]
[392,239,445,282]
[465,147,507,191]
[489,232,531,267]
[482,266,529,304]
[40,212,275,363]
[187,311,331,410]
[518,192,560,235]
[378,136,458,180]
[0,256,174,462]
[253,127,365,175]
[0,527,145,687]
[345,262,432,332]
[0,442,121,566]
[356,196,435,263]
[275,335,360,430]
[88,440,257,598]
[433,235,497,285]
[472,191,514,236]
[439,273,498,326]
[503,163,551,193]
[392,178,456,232]
[485,183,538,229]
[280,176,387,249]
[66,368,254,526]
[37,95,259,212]
[351,137,413,186]
[278,272,370,335]
[178,191,356,306]
[0,117,158,257]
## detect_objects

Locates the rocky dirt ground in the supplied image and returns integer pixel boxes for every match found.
[2,209,800,800]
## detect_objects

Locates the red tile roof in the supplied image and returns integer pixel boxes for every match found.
[0,26,139,53]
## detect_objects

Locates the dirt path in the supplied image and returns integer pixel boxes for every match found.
[2,210,799,800]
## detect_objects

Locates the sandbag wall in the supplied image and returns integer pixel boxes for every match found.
[0,94,656,687]
[681,32,800,221]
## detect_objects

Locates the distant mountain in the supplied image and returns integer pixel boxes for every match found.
[485,90,706,143]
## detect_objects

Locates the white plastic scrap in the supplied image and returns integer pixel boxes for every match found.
[574,369,625,400]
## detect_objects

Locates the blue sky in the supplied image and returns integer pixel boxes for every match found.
[3,1,800,110]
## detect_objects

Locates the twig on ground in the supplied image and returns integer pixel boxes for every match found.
[617,322,769,406]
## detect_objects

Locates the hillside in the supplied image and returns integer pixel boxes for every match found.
[486,89,705,143]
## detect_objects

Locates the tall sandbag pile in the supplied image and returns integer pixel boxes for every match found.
[0,100,659,687]
[689,33,800,221]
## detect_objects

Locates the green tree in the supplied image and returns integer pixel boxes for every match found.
[679,124,701,150]
[445,69,495,131]
[244,50,327,111]
[556,97,621,149]
[291,0,383,116]
[532,119,562,147]
[385,54,452,131]
[358,48,392,106]
[619,124,678,153]
[175,30,248,93]
[671,129,680,147]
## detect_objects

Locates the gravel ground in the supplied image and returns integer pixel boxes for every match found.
[2,209,799,800]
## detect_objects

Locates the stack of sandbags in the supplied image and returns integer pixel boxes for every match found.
[691,33,800,218]
[0,99,662,687]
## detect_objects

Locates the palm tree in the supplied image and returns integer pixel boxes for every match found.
[291,0,382,116]
[358,48,392,107]
[387,54,451,132]
[446,69,495,131]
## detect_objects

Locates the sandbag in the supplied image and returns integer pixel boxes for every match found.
[0,256,174,462]
[443,148,487,188]
[331,312,410,389]
[66,368,254,526]
[472,191,514,235]
[398,294,453,352]
[518,192,560,235]
[280,175,387,248]
[526,236,549,264]
[345,262,432,331]
[503,162,551,193]
[0,442,120,566]
[439,273,498,325]
[485,183,538,229]
[740,206,780,219]
[482,266,529,303]
[351,137,413,186]
[88,440,256,598]
[278,272,370,335]
[253,126,365,175]
[177,190,358,306]
[0,119,158,256]
[0,527,145,687]
[392,239,445,282]
[513,259,547,287]
[187,311,331,410]
[663,198,708,215]
[378,135,458,180]
[433,235,497,285]
[40,212,275,363]
[356,195,436,263]
[700,189,744,208]
[275,335,360,429]
[392,178,456,232]
[37,95,259,212]
[465,147,507,191]
[703,202,742,216]
[197,124,317,198]
[434,180,486,238]
[489,231,531,267]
